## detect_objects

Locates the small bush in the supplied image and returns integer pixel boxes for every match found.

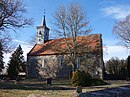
[71,69,91,87]
[71,69,107,87]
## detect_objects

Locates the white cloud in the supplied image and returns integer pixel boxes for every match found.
[103,38,130,61]
[12,39,33,59]
[103,46,130,62]
[21,44,33,60]
[13,39,28,45]
[102,5,130,20]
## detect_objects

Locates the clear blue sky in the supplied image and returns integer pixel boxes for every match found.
[16,0,130,45]
[11,0,130,61]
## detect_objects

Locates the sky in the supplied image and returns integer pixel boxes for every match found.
[3,0,130,64]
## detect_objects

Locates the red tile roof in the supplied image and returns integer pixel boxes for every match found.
[27,34,102,56]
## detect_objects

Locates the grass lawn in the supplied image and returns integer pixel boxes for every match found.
[0,79,130,97]
[0,89,74,97]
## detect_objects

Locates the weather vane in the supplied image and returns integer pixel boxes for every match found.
[44,9,46,17]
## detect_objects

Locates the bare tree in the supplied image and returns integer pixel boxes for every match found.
[0,0,33,52]
[0,33,14,52]
[53,3,92,71]
[105,57,127,75]
[113,14,130,47]
[0,0,32,31]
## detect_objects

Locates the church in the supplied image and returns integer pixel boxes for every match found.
[27,15,104,79]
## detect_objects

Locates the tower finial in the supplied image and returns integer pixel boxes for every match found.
[44,9,46,17]
[43,9,46,27]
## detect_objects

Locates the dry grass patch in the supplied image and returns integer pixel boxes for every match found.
[0,89,75,97]
[0,79,130,97]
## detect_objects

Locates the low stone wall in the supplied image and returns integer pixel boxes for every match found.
[78,85,130,97]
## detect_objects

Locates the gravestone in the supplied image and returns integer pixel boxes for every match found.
[76,86,82,93]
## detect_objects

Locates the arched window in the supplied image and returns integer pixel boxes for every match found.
[39,31,42,35]
[42,58,45,68]
[77,57,80,68]
[58,56,63,66]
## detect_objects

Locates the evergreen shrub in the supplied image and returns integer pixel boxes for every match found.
[72,69,91,87]
[72,69,107,87]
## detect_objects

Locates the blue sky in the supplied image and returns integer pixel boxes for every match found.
[17,0,130,42]
[4,0,130,62]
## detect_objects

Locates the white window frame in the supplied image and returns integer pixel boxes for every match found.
[77,57,80,68]
[41,57,45,68]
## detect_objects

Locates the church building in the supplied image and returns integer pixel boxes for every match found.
[27,15,104,79]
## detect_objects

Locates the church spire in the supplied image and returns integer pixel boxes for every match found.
[36,12,50,44]
[42,10,46,27]
[43,15,46,27]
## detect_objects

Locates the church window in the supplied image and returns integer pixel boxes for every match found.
[37,57,45,68]
[76,57,80,68]
[41,58,45,68]
[58,56,63,66]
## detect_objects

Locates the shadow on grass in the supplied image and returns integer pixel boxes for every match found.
[0,80,75,90]
[79,85,130,97]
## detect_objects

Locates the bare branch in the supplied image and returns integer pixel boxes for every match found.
[52,3,92,71]
[113,14,130,47]
[0,0,33,31]
[0,0,33,52]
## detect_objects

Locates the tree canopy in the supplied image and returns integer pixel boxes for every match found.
[0,42,4,72]
[0,0,33,52]
[53,3,92,71]
[127,55,130,79]
[53,3,91,38]
[105,57,127,75]
[0,0,32,32]
[7,45,26,77]
[113,14,130,47]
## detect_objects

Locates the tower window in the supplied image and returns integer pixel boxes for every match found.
[39,31,42,35]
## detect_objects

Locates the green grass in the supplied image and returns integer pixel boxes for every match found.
[0,79,130,97]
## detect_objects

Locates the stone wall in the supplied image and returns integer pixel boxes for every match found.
[27,53,103,79]
[27,55,72,78]
[79,53,103,78]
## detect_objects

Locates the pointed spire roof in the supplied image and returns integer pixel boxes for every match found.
[38,11,50,30]
[43,15,46,27]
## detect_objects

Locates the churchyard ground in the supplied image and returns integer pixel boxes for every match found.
[0,79,130,97]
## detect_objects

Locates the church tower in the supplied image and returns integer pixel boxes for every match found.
[36,15,50,44]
